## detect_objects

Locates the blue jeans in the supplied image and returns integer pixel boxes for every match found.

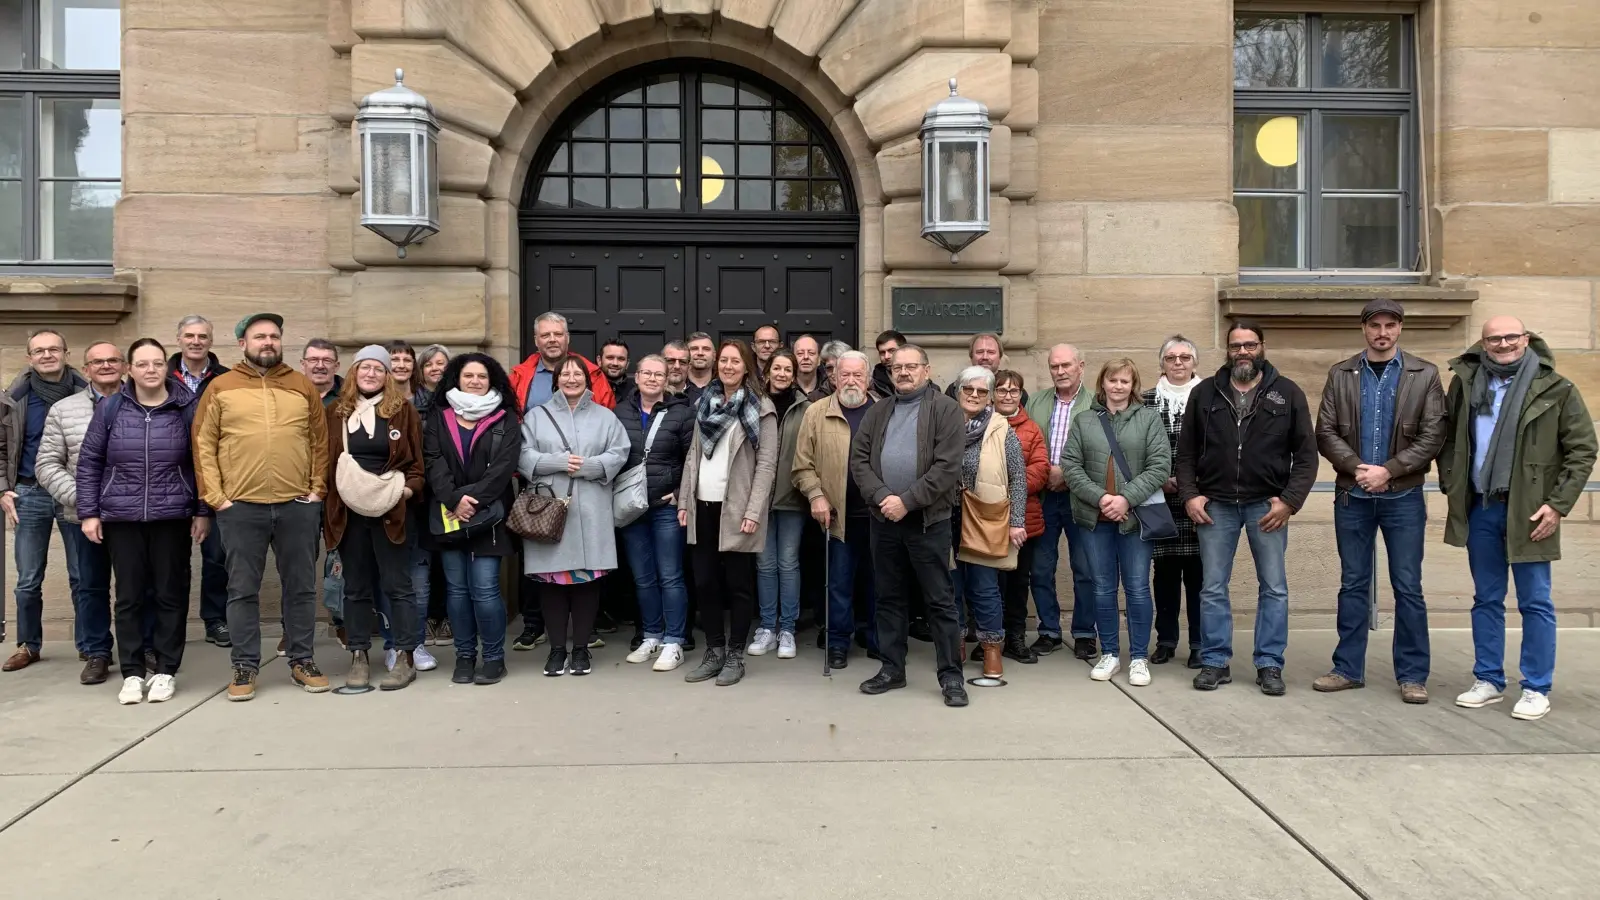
[11,482,80,651]
[954,561,1004,639]
[1081,521,1155,659]
[756,509,805,633]
[68,523,113,659]
[1030,491,1098,640]
[1332,490,1430,684]
[198,521,229,627]
[322,548,344,624]
[826,525,877,652]
[1466,495,1555,694]
[440,551,507,661]
[621,505,688,643]
[1197,499,1289,670]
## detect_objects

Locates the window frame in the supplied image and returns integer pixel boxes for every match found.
[1,0,122,274]
[1233,12,1420,284]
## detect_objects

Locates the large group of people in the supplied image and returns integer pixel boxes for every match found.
[0,299,1592,720]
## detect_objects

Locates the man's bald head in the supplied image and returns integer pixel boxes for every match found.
[1482,315,1526,340]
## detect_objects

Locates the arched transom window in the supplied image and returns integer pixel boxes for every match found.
[529,67,851,215]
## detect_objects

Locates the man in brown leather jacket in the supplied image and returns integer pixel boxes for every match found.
[1313,299,1446,705]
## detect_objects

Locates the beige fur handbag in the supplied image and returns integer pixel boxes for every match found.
[336,426,406,518]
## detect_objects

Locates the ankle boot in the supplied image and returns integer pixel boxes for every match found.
[981,639,1004,680]
[380,650,416,691]
[346,650,370,689]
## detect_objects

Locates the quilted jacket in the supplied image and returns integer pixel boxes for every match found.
[34,388,109,523]
[76,378,207,523]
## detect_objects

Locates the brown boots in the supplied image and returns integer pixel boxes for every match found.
[346,650,371,689]
[980,640,1004,681]
[381,650,416,691]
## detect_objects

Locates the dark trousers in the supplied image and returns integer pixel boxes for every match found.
[518,574,545,635]
[104,519,192,679]
[340,514,419,653]
[871,513,961,683]
[799,518,826,627]
[218,499,322,670]
[606,531,637,626]
[1154,555,1203,650]
[1001,537,1037,641]
[198,522,229,627]
[690,501,756,650]
[427,550,448,621]
[542,578,603,651]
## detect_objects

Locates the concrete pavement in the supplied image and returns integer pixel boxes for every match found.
[0,628,1595,899]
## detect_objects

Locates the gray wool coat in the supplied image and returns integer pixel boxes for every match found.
[517,390,630,576]
[677,395,779,553]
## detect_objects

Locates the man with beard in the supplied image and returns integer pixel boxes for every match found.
[684,332,716,400]
[663,341,691,397]
[600,339,632,402]
[167,316,231,647]
[870,330,905,399]
[793,351,879,668]
[752,325,782,370]
[819,340,850,396]
[194,313,331,700]
[1177,321,1316,696]
[1314,300,1446,705]
[850,344,968,707]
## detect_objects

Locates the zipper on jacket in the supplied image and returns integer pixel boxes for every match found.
[143,406,152,521]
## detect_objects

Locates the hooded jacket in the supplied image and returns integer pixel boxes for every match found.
[509,353,615,412]
[1005,408,1049,537]
[191,361,330,508]
[1174,360,1318,511]
[76,378,205,523]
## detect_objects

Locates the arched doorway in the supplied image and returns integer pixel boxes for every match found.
[519,62,860,360]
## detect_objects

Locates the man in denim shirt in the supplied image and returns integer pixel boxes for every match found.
[1314,300,1446,704]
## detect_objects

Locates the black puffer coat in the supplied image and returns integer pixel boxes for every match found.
[616,391,696,507]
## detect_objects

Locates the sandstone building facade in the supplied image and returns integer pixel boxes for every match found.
[3,0,1599,625]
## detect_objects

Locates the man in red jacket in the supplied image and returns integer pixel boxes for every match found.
[509,312,616,412]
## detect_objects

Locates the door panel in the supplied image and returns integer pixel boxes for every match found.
[696,245,855,348]
[525,244,686,360]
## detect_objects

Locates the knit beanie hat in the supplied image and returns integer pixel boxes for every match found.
[353,344,390,370]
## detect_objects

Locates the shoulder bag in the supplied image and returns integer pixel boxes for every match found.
[507,407,573,543]
[335,422,408,518]
[1098,409,1177,542]
[430,421,507,542]
[613,409,665,527]
[959,490,1012,559]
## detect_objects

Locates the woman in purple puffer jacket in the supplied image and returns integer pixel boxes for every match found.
[77,338,211,706]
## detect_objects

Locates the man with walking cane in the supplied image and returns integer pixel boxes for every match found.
[792,351,879,673]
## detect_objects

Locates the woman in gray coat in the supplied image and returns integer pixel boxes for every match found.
[518,357,629,678]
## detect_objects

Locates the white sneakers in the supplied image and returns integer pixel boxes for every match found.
[1512,689,1550,721]
[147,674,176,703]
[627,637,663,664]
[777,631,797,659]
[384,649,398,671]
[1090,654,1121,681]
[1454,680,1504,708]
[118,676,145,705]
[1128,658,1151,687]
[652,642,685,672]
[747,628,777,656]
[413,646,438,671]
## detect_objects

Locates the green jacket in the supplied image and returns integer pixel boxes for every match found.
[1439,336,1598,562]
[1025,383,1093,469]
[1062,400,1172,534]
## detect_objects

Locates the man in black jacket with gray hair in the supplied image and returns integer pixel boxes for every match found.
[849,344,968,707]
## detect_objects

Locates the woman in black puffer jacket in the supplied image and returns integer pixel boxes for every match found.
[614,354,697,672]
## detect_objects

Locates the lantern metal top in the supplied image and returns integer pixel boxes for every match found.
[921,78,991,132]
[356,69,437,125]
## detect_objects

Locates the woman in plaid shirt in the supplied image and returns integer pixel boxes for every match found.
[1142,336,1203,669]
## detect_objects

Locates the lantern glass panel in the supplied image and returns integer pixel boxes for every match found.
[369,131,413,217]
[936,140,980,223]
[425,133,438,220]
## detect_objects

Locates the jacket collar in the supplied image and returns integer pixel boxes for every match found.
[231,360,297,380]
[1335,350,1420,373]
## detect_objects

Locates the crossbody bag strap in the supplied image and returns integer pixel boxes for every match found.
[1098,409,1133,483]
[538,406,576,498]
[642,409,667,455]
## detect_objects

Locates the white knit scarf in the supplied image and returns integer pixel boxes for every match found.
[1153,375,1198,418]
[348,393,382,438]
[446,388,503,422]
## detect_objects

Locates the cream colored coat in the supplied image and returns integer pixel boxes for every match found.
[956,414,1019,571]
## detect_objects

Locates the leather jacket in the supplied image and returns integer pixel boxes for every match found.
[1315,351,1447,493]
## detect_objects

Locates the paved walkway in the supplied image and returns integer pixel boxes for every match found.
[0,628,1596,899]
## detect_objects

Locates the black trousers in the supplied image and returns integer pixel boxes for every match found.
[340,514,419,653]
[690,501,756,650]
[541,578,603,651]
[104,519,192,679]
[427,550,447,621]
[518,574,545,634]
[871,513,961,683]
[1001,536,1038,641]
[799,518,825,627]
[606,529,638,626]
[1154,554,1203,649]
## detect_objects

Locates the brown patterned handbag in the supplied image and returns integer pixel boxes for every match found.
[507,407,573,543]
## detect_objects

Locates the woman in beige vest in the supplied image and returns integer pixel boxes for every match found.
[950,366,1028,682]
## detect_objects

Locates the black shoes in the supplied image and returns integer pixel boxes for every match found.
[827,649,849,670]
[569,647,593,676]
[543,648,569,677]
[1029,634,1063,656]
[594,611,619,634]
[205,622,232,647]
[940,676,969,708]
[859,670,907,695]
[1150,644,1176,665]
[1193,665,1232,691]
[1072,638,1097,660]
[629,630,645,652]
[683,634,697,652]
[512,628,541,651]
[1186,649,1203,669]
[968,643,984,662]
[816,630,826,649]
[1256,667,1286,696]
[452,656,476,684]
[908,619,933,643]
[475,658,506,685]
[1003,635,1037,664]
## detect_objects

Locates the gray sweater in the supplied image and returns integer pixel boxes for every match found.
[517,391,630,575]
[881,391,922,497]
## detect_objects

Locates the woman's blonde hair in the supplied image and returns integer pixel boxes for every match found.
[333,359,409,420]
[1093,357,1142,406]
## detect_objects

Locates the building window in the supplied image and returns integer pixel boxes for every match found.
[531,67,849,214]
[1233,12,1416,279]
[0,0,122,271]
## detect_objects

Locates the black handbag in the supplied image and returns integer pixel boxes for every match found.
[1098,410,1178,542]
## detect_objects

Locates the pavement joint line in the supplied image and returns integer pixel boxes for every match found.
[1091,658,1375,900]
[1210,749,1600,760]
[90,754,1198,775]
[0,658,278,836]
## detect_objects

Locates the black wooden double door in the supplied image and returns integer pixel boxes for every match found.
[523,242,857,361]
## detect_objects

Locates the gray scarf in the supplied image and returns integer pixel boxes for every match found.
[697,379,762,458]
[964,406,993,449]
[22,367,84,407]
[1471,349,1539,499]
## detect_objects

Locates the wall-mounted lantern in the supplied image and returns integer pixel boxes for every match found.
[356,69,439,258]
[920,78,992,263]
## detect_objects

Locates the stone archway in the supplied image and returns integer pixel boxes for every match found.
[327,0,1041,361]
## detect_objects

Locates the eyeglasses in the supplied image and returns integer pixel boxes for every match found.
[637,370,666,380]
[302,356,337,367]
[889,363,924,374]
[664,358,688,366]
[28,346,65,358]
[994,386,1021,396]
[1227,341,1262,353]
[1484,332,1527,347]
[959,386,991,397]
[86,356,123,369]
[1162,354,1195,363]
[130,360,165,372]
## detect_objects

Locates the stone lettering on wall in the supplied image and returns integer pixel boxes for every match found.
[891,286,1003,334]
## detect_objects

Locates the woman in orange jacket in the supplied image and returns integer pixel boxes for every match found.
[995,370,1050,663]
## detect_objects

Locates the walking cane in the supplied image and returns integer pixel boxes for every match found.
[822,515,831,677]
